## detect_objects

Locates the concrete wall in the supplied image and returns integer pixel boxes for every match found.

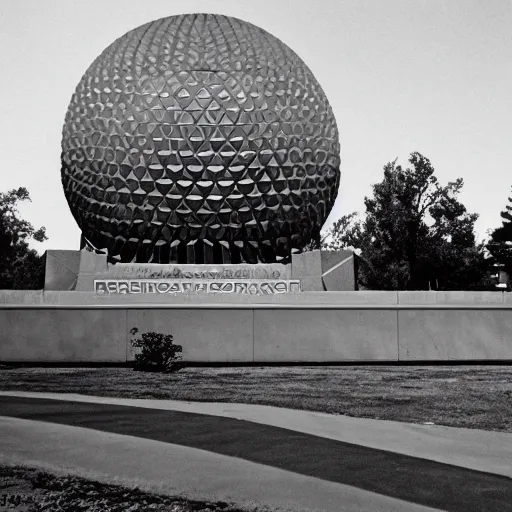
[1,291,511,363]
[398,310,512,361]
[0,290,398,306]
[398,291,507,305]
[320,250,356,292]
[44,251,81,291]
[0,291,44,305]
[0,309,127,362]
[254,309,397,362]
[291,250,357,291]
[127,309,253,362]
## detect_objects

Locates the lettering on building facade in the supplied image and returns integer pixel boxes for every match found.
[106,264,290,281]
[94,279,301,295]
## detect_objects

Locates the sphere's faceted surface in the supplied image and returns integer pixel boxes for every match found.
[61,13,340,264]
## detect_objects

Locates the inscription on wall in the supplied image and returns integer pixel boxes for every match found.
[95,279,301,295]
[107,264,290,280]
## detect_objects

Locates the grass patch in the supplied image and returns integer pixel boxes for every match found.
[1,366,512,432]
[0,465,265,511]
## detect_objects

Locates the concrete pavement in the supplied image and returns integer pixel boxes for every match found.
[1,391,512,511]
[0,416,439,512]
[2,390,511,478]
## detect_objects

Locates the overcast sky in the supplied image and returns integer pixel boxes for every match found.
[1,0,510,253]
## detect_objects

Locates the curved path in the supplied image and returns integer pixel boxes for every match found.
[1,391,512,512]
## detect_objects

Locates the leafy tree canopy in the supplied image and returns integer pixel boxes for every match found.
[0,187,47,289]
[486,187,512,286]
[323,152,491,290]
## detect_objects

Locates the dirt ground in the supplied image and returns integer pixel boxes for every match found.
[0,465,256,512]
[1,365,512,432]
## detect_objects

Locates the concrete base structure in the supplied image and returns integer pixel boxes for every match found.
[1,291,511,363]
[43,249,359,293]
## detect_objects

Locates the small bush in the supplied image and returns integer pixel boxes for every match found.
[130,327,184,373]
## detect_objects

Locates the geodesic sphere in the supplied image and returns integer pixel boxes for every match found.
[61,13,340,264]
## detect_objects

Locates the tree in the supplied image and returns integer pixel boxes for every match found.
[323,153,491,290]
[487,187,512,288]
[0,188,47,289]
[322,212,362,252]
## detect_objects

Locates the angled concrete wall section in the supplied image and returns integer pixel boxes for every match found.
[44,249,109,292]
[291,249,357,291]
[321,250,357,291]
[44,250,82,291]
[291,250,324,291]
[74,251,109,291]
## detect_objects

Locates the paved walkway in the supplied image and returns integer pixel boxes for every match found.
[0,416,437,512]
[1,392,512,512]
[2,391,511,478]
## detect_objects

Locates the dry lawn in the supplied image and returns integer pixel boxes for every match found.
[1,365,512,432]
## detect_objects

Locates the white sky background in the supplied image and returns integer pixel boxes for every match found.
[0,0,510,253]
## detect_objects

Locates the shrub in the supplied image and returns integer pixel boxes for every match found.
[130,327,184,373]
